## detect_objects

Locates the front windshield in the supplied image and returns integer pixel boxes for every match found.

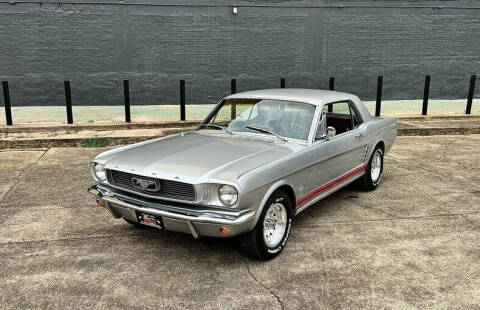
[202,99,316,141]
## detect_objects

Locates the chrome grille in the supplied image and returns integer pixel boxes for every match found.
[107,169,196,201]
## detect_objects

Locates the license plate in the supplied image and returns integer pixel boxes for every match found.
[136,212,163,229]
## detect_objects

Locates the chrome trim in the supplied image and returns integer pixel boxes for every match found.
[295,168,365,214]
[187,221,199,239]
[105,179,200,206]
[263,202,288,247]
[88,185,255,226]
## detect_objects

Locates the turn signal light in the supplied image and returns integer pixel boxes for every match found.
[219,227,229,236]
[96,199,103,207]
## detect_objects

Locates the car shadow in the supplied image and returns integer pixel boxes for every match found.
[122,184,362,261]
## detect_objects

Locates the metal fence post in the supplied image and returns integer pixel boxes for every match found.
[123,80,131,123]
[422,75,430,116]
[466,74,476,115]
[231,79,236,94]
[280,78,286,88]
[375,76,383,117]
[64,81,73,124]
[2,81,12,126]
[231,79,237,119]
[328,77,334,112]
[180,80,185,121]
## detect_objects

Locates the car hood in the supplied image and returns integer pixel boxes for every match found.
[97,132,294,183]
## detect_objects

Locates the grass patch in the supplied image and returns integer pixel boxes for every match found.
[461,128,471,135]
[419,129,431,136]
[81,137,111,147]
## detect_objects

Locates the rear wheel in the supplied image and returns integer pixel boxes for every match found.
[240,190,293,260]
[358,145,384,191]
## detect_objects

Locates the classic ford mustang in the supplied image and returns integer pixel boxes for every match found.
[88,89,397,260]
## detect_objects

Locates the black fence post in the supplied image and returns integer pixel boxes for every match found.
[231,79,236,94]
[231,79,237,119]
[422,75,430,116]
[328,77,334,112]
[180,80,185,121]
[375,76,383,117]
[466,74,476,115]
[123,80,131,123]
[280,78,286,88]
[2,81,12,126]
[64,81,73,124]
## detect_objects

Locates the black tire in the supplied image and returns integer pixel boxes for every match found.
[239,190,293,260]
[357,145,384,191]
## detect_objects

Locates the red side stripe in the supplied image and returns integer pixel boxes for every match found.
[296,165,366,208]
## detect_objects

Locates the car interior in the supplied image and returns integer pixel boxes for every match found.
[322,101,361,135]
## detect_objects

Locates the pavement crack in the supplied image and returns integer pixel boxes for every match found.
[0,232,148,246]
[387,152,480,191]
[347,198,397,217]
[1,148,50,201]
[416,165,480,191]
[385,154,403,161]
[297,210,480,226]
[243,259,284,310]
[443,144,449,159]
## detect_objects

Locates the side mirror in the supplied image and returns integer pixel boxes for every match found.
[326,126,336,140]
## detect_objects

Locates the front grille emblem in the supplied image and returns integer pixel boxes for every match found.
[132,177,160,192]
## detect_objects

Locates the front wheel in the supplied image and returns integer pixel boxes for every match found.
[357,146,384,191]
[240,190,293,260]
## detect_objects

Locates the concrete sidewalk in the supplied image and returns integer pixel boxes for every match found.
[1,99,479,125]
[1,135,479,309]
[1,116,479,148]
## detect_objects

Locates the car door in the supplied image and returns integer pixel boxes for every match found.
[295,101,368,209]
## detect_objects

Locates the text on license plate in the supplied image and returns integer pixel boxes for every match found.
[137,212,163,229]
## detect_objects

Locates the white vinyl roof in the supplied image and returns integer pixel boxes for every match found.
[225,88,361,106]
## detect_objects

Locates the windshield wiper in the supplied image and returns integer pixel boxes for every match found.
[199,123,233,135]
[246,125,288,142]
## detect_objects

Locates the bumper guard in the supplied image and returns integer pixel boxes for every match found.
[88,184,255,238]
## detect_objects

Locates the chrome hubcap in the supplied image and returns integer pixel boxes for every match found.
[371,151,382,182]
[263,202,287,248]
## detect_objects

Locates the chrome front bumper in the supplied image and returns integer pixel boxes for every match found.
[88,184,255,238]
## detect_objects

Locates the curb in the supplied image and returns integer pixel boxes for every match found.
[394,115,480,121]
[1,115,480,134]
[1,127,478,149]
[397,127,479,136]
[0,120,201,134]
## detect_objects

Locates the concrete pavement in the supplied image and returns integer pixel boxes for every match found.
[1,135,480,309]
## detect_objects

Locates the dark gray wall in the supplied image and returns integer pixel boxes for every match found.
[0,0,479,106]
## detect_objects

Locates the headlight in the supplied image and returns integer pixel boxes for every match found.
[218,184,238,207]
[90,163,106,182]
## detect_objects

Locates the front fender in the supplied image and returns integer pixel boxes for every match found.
[248,179,295,231]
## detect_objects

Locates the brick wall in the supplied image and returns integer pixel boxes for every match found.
[0,0,479,106]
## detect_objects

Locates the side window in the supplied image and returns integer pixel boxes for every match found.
[320,101,354,136]
[322,101,350,115]
[349,102,362,128]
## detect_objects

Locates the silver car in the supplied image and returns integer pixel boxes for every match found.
[88,89,397,260]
